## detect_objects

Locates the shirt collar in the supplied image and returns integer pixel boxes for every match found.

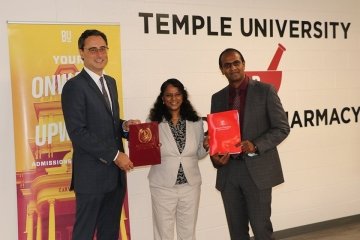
[84,67,104,85]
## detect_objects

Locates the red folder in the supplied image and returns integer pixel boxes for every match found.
[129,122,161,167]
[207,110,241,155]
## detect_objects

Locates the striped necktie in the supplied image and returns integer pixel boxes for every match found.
[99,77,111,110]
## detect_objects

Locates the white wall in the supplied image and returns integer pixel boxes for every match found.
[1,0,360,239]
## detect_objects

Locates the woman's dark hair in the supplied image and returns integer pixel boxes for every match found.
[148,78,200,122]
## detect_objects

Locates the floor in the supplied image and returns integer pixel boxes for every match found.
[279,221,360,240]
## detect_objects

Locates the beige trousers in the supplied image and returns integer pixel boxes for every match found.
[150,182,201,240]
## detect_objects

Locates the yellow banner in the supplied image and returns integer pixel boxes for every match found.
[8,23,130,240]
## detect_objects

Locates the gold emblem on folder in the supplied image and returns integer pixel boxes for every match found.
[138,128,152,143]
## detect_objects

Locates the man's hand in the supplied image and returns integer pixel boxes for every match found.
[237,140,257,154]
[123,119,141,131]
[210,152,230,166]
[115,152,134,171]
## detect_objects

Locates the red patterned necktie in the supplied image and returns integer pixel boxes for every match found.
[233,89,241,110]
[232,89,241,157]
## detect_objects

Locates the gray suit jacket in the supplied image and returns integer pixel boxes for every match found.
[211,79,290,190]
[62,69,127,194]
[148,119,208,187]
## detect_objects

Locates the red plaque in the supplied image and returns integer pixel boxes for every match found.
[207,110,241,155]
[129,122,161,166]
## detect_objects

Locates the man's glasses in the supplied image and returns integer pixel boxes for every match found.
[83,46,109,54]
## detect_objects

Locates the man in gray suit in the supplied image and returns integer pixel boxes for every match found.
[62,29,139,240]
[210,48,290,240]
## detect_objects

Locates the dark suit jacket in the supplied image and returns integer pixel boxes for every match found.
[61,69,127,194]
[211,79,290,190]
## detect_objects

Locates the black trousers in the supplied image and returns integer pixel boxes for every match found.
[72,182,126,240]
[221,159,275,240]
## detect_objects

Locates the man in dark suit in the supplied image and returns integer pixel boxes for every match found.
[61,29,139,240]
[210,48,290,240]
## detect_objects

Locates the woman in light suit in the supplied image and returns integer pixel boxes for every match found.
[148,78,209,240]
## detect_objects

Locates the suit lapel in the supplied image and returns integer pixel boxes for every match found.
[242,80,256,138]
[220,86,231,111]
[160,120,182,155]
[181,120,193,155]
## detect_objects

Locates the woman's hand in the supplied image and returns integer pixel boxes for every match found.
[203,136,210,151]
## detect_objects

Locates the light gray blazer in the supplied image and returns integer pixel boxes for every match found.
[148,119,208,187]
